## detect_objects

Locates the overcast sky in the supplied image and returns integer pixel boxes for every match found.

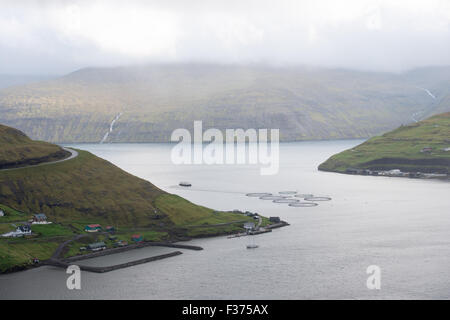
[1,0,449,75]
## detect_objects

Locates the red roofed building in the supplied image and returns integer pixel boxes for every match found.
[84,224,102,232]
[131,234,143,243]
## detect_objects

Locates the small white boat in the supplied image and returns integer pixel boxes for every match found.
[179,181,192,187]
[246,244,259,249]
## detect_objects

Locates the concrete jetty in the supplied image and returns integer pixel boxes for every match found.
[63,241,202,263]
[45,251,183,273]
[43,239,203,273]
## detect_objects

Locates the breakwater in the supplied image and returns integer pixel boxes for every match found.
[45,251,182,273]
[64,241,202,262]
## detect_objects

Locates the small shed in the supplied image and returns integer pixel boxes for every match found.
[131,234,143,243]
[84,224,102,232]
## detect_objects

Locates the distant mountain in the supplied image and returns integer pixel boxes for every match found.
[0,74,56,89]
[318,112,450,175]
[0,64,449,143]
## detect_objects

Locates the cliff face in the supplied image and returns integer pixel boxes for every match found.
[1,64,448,143]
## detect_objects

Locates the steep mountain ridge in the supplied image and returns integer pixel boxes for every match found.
[0,64,448,143]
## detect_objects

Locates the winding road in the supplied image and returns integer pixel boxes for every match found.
[0,147,78,172]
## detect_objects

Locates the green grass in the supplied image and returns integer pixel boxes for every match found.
[0,224,15,234]
[0,240,59,272]
[0,204,28,222]
[0,148,167,228]
[154,194,253,226]
[31,224,74,238]
[319,112,450,174]
[0,124,67,168]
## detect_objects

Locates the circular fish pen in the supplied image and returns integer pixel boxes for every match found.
[259,195,287,201]
[288,202,318,207]
[279,191,297,195]
[273,198,300,204]
[246,192,272,197]
[295,194,314,199]
[304,196,332,201]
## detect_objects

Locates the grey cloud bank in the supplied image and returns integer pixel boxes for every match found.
[0,0,449,74]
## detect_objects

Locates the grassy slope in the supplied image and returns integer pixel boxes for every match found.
[319,112,450,174]
[0,124,68,168]
[0,124,255,272]
[1,65,448,143]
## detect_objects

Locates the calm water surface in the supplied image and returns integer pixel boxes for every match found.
[1,140,449,299]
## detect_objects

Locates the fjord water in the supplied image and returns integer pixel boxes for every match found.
[1,140,449,299]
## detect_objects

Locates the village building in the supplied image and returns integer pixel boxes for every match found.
[269,216,281,223]
[131,234,143,243]
[106,226,115,233]
[0,210,4,217]
[84,224,102,232]
[32,213,47,224]
[87,242,106,251]
[115,240,128,247]
[2,224,32,238]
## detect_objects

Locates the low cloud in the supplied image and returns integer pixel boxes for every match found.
[1,0,449,74]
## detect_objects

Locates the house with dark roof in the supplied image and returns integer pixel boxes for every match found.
[87,242,106,251]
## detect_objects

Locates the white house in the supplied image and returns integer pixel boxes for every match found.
[1,225,32,238]
[0,210,4,217]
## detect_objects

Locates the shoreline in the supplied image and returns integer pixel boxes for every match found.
[319,168,449,181]
[0,221,289,275]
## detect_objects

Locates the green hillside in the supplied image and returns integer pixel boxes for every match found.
[0,64,448,143]
[0,124,255,272]
[319,112,450,175]
[0,124,69,169]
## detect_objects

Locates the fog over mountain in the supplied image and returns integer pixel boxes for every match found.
[1,64,449,143]
[1,0,450,74]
